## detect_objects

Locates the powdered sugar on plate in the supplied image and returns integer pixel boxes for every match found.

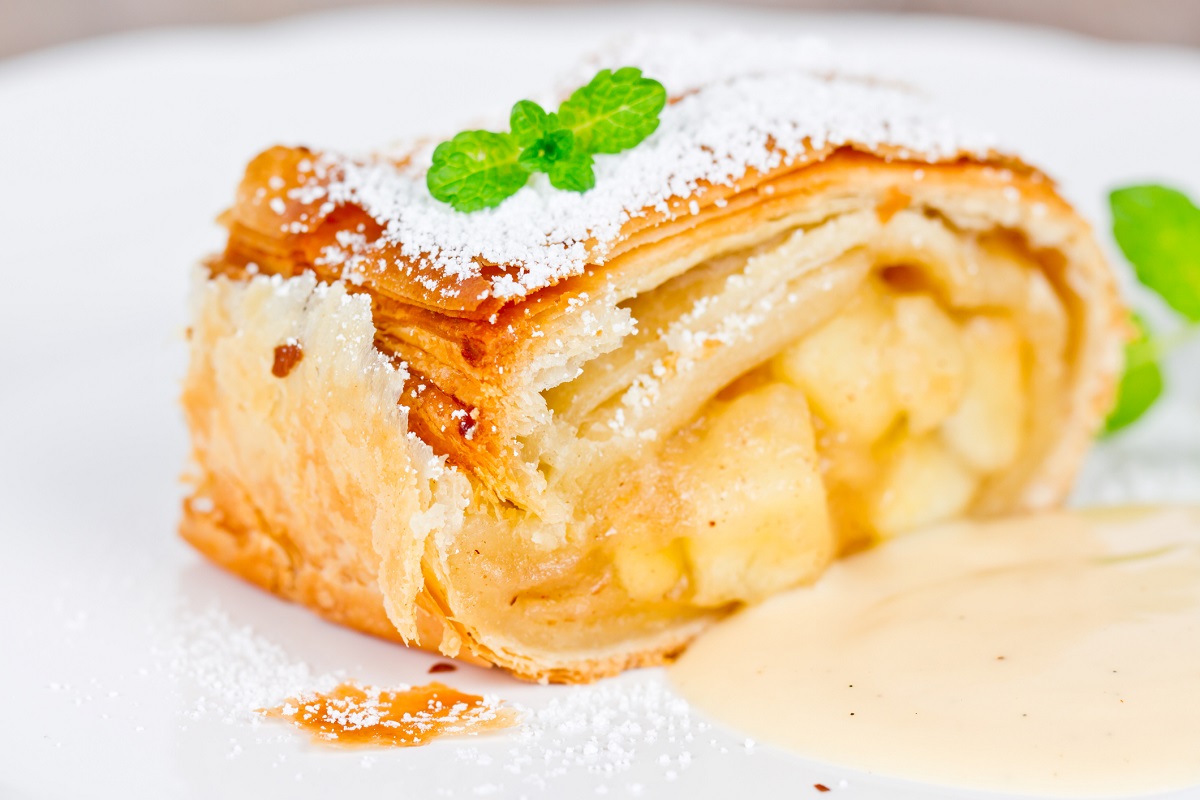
[305,33,996,301]
[449,677,749,796]
[161,606,346,724]
[154,603,759,794]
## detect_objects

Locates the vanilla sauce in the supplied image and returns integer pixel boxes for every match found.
[670,507,1200,796]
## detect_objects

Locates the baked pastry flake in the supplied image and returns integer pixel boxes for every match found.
[181,35,1126,682]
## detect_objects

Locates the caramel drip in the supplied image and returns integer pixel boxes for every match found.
[271,342,303,378]
[260,682,517,747]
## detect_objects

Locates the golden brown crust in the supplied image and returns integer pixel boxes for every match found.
[183,130,1125,683]
[180,269,723,682]
[179,484,698,682]
[180,500,513,669]
[214,149,1106,510]
[180,499,404,644]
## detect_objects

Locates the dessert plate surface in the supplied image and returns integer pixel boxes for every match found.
[1,7,1198,799]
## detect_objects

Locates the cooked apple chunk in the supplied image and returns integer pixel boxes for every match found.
[678,384,834,607]
[940,316,1027,472]
[870,436,978,537]
[772,282,901,444]
[890,294,967,434]
[613,538,686,602]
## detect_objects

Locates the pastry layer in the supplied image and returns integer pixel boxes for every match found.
[182,40,1125,682]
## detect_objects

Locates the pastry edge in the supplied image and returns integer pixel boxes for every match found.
[178,269,707,683]
[180,154,1127,684]
[178,502,705,683]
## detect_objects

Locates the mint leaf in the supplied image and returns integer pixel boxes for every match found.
[557,67,666,154]
[1104,314,1164,435]
[518,128,577,173]
[426,131,529,212]
[510,100,554,149]
[516,125,595,192]
[547,150,596,192]
[1110,185,1200,321]
[427,67,666,210]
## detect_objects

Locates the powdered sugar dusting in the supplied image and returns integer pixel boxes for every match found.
[512,679,702,782]
[311,33,995,301]
[452,676,755,795]
[163,607,344,724]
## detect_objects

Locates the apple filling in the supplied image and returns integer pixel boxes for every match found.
[439,210,1070,660]
[597,279,1028,612]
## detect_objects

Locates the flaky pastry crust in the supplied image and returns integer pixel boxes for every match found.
[181,40,1126,682]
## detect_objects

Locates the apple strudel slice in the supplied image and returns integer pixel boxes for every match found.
[180,36,1126,682]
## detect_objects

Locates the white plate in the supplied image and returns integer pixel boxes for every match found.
[2,7,1199,799]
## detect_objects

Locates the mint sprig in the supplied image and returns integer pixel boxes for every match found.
[557,67,669,154]
[1104,184,1200,435]
[1103,314,1163,435]
[426,67,666,212]
[426,132,528,214]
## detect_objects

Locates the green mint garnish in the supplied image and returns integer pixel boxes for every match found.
[509,99,555,149]
[426,67,666,212]
[426,131,528,214]
[556,67,669,154]
[1104,314,1163,435]
[517,128,574,172]
[1103,184,1200,435]
[1111,185,1200,321]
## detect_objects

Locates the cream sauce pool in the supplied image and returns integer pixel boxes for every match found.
[669,507,1200,796]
